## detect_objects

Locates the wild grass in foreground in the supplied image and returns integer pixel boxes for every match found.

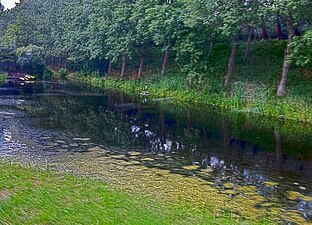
[0,162,273,225]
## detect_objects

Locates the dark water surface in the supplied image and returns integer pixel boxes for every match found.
[0,80,311,223]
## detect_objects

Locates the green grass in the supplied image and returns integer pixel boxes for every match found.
[0,161,273,225]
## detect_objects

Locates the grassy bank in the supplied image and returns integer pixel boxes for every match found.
[68,41,312,123]
[69,72,312,123]
[0,161,273,225]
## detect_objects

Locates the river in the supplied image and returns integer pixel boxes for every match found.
[0,80,311,224]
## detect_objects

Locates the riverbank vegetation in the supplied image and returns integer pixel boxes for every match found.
[71,40,311,122]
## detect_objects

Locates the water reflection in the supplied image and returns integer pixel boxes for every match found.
[0,81,312,223]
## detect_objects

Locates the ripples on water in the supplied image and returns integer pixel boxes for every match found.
[0,80,311,223]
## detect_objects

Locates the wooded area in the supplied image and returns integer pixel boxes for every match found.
[0,0,312,96]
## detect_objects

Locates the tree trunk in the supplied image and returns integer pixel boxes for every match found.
[160,110,166,149]
[120,92,124,104]
[222,119,230,152]
[244,26,254,63]
[160,50,164,62]
[64,53,68,69]
[208,41,214,57]
[276,15,283,39]
[225,42,237,87]
[108,56,112,75]
[276,14,295,97]
[186,110,191,131]
[294,26,301,36]
[274,128,282,164]
[120,54,127,78]
[262,27,269,39]
[51,56,54,68]
[137,53,145,79]
[161,44,169,77]
[58,56,62,69]
[262,20,269,40]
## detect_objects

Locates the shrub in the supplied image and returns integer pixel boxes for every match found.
[291,29,312,70]
[54,68,68,79]
[0,72,8,83]
[43,67,54,80]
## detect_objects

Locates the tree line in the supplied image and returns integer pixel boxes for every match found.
[0,0,312,96]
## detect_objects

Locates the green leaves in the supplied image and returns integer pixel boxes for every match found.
[291,29,312,68]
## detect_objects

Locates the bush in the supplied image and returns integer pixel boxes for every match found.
[16,45,46,78]
[54,68,68,79]
[43,67,54,80]
[185,71,205,89]
[292,29,312,70]
[0,72,8,83]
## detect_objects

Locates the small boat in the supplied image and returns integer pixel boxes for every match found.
[20,75,36,81]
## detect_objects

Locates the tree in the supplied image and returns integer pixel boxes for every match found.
[0,2,5,40]
[174,0,219,75]
[131,0,154,79]
[0,1,4,12]
[87,0,112,74]
[102,0,137,78]
[270,0,312,96]
[242,0,269,63]
[1,15,35,47]
[215,0,245,87]
[145,0,182,76]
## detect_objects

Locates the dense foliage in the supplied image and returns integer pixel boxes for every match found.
[0,0,311,95]
[16,45,45,76]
